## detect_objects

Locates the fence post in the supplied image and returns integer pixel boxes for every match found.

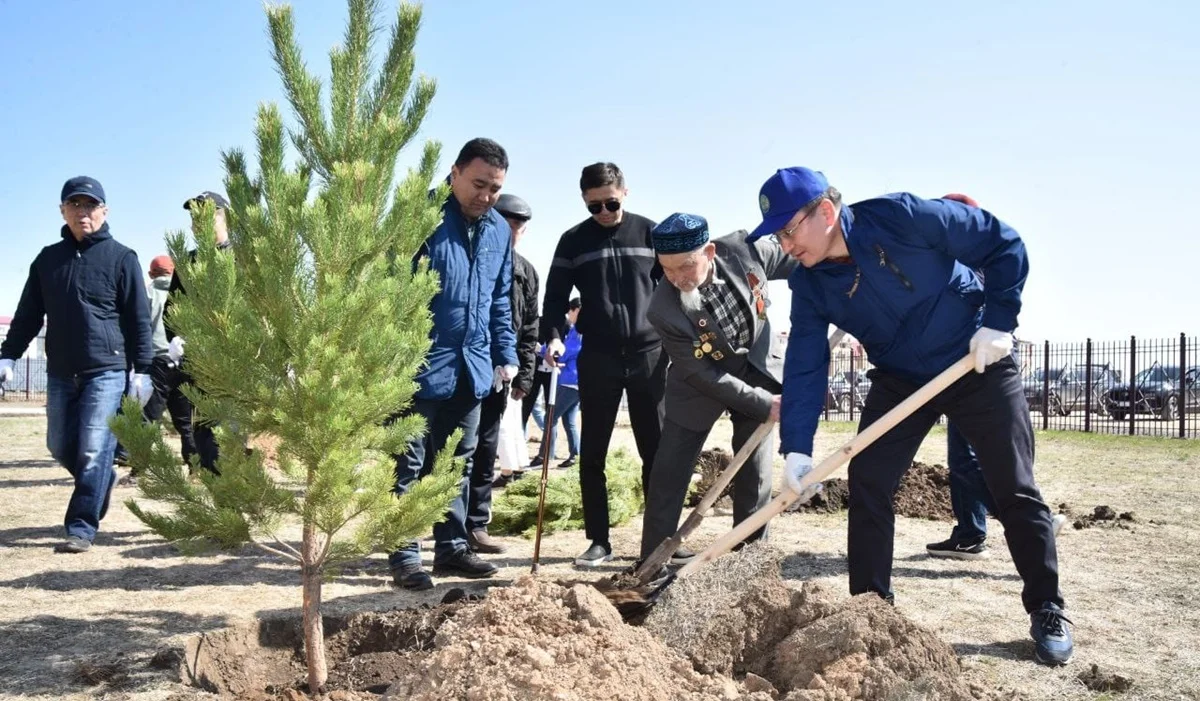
[1084,339,1093,433]
[1128,335,1137,436]
[1042,341,1050,431]
[848,349,856,424]
[24,357,30,401]
[1181,333,1187,439]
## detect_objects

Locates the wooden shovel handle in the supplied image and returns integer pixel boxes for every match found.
[675,354,975,580]
[632,420,775,583]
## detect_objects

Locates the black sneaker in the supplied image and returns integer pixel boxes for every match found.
[391,564,433,591]
[1030,602,1074,665]
[925,536,990,560]
[558,456,577,468]
[529,456,544,468]
[669,547,697,565]
[433,549,498,579]
[574,542,612,567]
[54,536,92,554]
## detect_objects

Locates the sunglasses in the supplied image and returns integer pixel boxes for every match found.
[586,199,621,215]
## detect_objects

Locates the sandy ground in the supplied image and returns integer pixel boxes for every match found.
[1,413,1199,700]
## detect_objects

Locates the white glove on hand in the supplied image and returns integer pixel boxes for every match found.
[167,336,186,363]
[499,365,518,382]
[969,327,1013,374]
[785,452,824,503]
[491,365,506,393]
[128,372,153,407]
[0,358,14,384]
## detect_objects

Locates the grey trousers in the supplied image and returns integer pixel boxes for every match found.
[639,411,774,560]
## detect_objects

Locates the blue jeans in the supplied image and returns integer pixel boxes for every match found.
[947,421,998,542]
[388,378,481,571]
[46,370,126,542]
[545,384,580,460]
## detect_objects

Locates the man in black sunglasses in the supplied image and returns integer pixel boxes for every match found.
[541,162,666,568]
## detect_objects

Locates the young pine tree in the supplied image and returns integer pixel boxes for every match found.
[111,0,460,692]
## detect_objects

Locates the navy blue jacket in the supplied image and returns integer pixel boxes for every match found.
[781,194,1028,456]
[1,224,153,378]
[414,196,518,401]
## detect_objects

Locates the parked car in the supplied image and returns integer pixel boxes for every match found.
[1023,363,1122,416]
[1107,364,1200,421]
[827,370,871,413]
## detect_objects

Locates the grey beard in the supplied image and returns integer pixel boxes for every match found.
[679,286,704,314]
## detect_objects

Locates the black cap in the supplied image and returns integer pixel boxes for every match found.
[61,176,106,204]
[494,193,531,221]
[183,191,230,210]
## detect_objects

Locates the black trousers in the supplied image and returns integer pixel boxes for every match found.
[467,386,508,532]
[848,357,1062,614]
[576,345,667,548]
[640,410,774,559]
[117,356,217,473]
[521,370,551,430]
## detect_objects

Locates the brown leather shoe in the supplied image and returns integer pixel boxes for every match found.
[467,529,507,554]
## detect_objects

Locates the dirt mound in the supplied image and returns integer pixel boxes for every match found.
[1059,503,1139,530]
[645,544,989,700]
[789,462,954,521]
[382,576,765,701]
[1078,663,1134,693]
[687,448,735,507]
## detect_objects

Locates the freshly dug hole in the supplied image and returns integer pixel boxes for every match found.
[788,462,954,521]
[644,544,991,701]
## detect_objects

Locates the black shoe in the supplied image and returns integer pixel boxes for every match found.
[114,452,130,467]
[1030,602,1074,665]
[391,564,433,591]
[54,536,92,554]
[558,456,577,468]
[529,456,544,468]
[574,542,613,568]
[669,547,697,565]
[433,549,498,579]
[925,536,990,560]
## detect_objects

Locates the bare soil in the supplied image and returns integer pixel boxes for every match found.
[791,461,954,521]
[4,416,1200,701]
[1059,503,1140,531]
[687,448,735,508]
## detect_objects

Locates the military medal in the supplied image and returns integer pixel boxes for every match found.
[747,271,770,320]
[701,342,712,353]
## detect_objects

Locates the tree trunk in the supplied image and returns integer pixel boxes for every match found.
[301,524,327,694]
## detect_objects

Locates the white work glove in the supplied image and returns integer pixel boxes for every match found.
[499,364,518,382]
[128,372,153,407]
[785,453,824,503]
[491,366,505,393]
[547,338,566,360]
[968,327,1013,374]
[167,336,186,363]
[0,358,13,384]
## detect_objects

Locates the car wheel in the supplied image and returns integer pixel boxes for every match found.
[1111,411,1127,422]
[1160,394,1179,421]
[1047,392,1067,417]
[838,394,852,413]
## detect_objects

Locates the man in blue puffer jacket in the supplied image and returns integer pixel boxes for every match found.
[0,176,153,554]
[387,138,519,590]
[746,167,1072,666]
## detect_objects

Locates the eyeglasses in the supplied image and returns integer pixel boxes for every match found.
[586,199,621,215]
[63,200,103,213]
[770,206,818,244]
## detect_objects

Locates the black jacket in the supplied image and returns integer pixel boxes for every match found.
[1,224,153,378]
[512,250,540,394]
[164,242,233,341]
[540,212,662,353]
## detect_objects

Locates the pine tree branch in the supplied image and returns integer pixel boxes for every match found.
[273,535,304,561]
[254,540,303,564]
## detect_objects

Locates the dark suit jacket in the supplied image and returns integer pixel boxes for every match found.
[647,231,795,431]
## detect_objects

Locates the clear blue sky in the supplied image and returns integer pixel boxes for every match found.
[2,0,1196,343]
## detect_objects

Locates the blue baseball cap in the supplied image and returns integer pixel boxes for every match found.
[746,167,829,242]
[60,176,106,204]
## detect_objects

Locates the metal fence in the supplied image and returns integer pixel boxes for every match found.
[820,334,1200,439]
[0,357,48,402]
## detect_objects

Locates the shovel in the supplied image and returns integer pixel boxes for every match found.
[611,353,975,617]
[531,354,562,574]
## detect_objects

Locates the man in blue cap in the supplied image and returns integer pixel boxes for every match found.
[640,213,798,566]
[0,176,153,553]
[747,167,1073,665]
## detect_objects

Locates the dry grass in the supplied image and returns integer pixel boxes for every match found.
[1,414,1199,700]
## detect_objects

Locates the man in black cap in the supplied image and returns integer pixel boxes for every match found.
[640,213,800,565]
[541,162,665,567]
[465,193,539,553]
[162,190,234,473]
[0,176,153,553]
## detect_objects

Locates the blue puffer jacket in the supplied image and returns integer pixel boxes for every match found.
[414,196,518,400]
[557,324,582,387]
[1,224,153,378]
[781,193,1028,456]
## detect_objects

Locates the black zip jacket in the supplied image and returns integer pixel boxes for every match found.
[540,212,662,353]
[512,250,540,394]
[1,224,152,377]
